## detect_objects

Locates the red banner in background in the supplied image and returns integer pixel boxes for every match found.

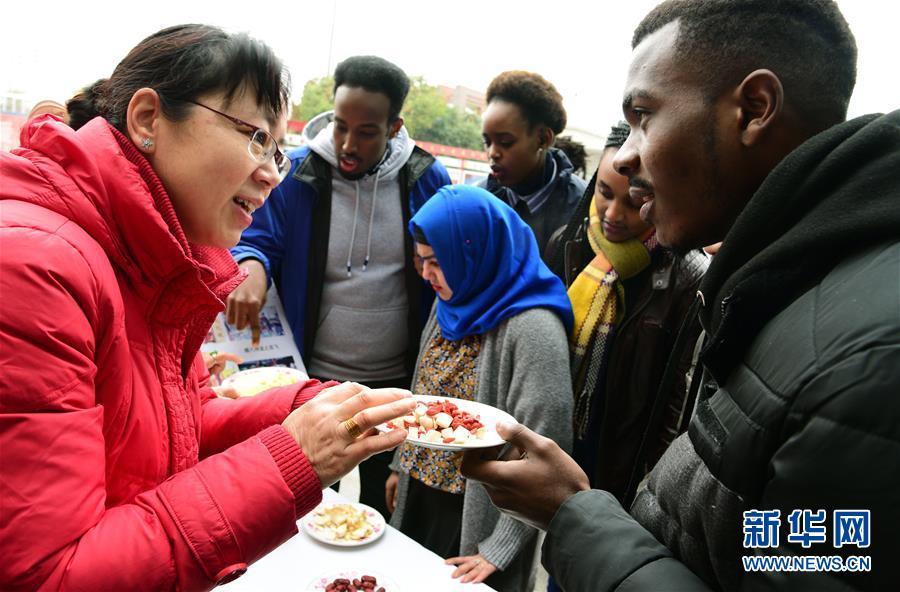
[414,140,487,162]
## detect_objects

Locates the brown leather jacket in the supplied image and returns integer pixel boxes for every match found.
[554,204,708,506]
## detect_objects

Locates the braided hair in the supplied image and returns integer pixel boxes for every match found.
[553,135,588,178]
[604,121,630,150]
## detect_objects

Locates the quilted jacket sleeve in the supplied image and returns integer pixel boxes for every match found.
[542,327,900,591]
[744,344,900,591]
[543,341,900,592]
[196,358,338,458]
[0,225,320,591]
[542,490,713,591]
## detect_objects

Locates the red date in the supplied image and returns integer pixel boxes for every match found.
[323,574,386,592]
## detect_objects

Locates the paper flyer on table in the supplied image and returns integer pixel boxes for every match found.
[201,285,306,381]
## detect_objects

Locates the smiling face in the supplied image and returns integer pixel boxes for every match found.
[481,99,547,188]
[332,85,401,180]
[613,21,751,252]
[149,89,287,248]
[415,242,453,301]
[594,148,652,243]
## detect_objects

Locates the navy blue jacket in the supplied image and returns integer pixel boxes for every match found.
[479,147,586,280]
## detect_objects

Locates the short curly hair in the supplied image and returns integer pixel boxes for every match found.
[485,71,567,134]
[633,0,856,129]
[333,55,410,122]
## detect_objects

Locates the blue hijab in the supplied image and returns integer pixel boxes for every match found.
[410,184,573,341]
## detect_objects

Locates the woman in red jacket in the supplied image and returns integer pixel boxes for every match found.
[0,25,413,591]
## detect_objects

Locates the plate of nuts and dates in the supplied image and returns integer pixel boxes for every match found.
[301,502,386,547]
[377,395,517,451]
[304,569,397,592]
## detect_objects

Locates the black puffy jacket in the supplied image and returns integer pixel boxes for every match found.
[479,147,586,280]
[543,112,900,591]
[557,173,709,505]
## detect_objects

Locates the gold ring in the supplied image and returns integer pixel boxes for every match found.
[342,418,362,439]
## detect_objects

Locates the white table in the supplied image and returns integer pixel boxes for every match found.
[224,488,497,591]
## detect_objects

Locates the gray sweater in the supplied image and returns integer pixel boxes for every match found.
[391,306,573,592]
[305,111,415,382]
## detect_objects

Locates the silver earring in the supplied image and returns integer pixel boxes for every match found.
[141,138,153,150]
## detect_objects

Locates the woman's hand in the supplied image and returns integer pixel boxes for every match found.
[446,553,497,584]
[211,385,240,399]
[385,471,399,513]
[282,382,414,488]
[202,351,243,386]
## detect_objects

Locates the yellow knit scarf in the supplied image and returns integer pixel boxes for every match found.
[568,199,656,437]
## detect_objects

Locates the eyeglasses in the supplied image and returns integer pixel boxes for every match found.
[188,100,292,181]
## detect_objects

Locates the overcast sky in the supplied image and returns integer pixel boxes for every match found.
[3,0,897,133]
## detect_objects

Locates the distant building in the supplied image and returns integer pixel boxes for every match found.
[284,120,307,150]
[438,85,486,114]
[415,140,489,184]
[1,92,30,151]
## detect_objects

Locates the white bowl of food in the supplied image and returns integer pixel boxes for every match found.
[301,502,386,547]
[220,366,307,397]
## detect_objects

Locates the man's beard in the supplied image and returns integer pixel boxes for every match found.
[676,115,723,257]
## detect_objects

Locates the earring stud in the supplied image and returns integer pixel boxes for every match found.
[141,138,153,150]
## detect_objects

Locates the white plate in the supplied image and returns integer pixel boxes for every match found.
[219,366,307,397]
[376,394,517,451]
[304,568,399,591]
[301,502,386,547]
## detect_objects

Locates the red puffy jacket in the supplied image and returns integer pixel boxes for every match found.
[0,117,332,590]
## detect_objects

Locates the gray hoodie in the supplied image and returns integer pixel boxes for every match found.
[303,111,417,382]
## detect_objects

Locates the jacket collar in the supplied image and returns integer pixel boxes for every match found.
[293,144,437,198]
[698,111,900,381]
[15,117,243,313]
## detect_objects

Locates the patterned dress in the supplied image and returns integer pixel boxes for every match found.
[397,328,482,493]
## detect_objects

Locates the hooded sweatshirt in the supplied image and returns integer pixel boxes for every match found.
[303,111,417,382]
